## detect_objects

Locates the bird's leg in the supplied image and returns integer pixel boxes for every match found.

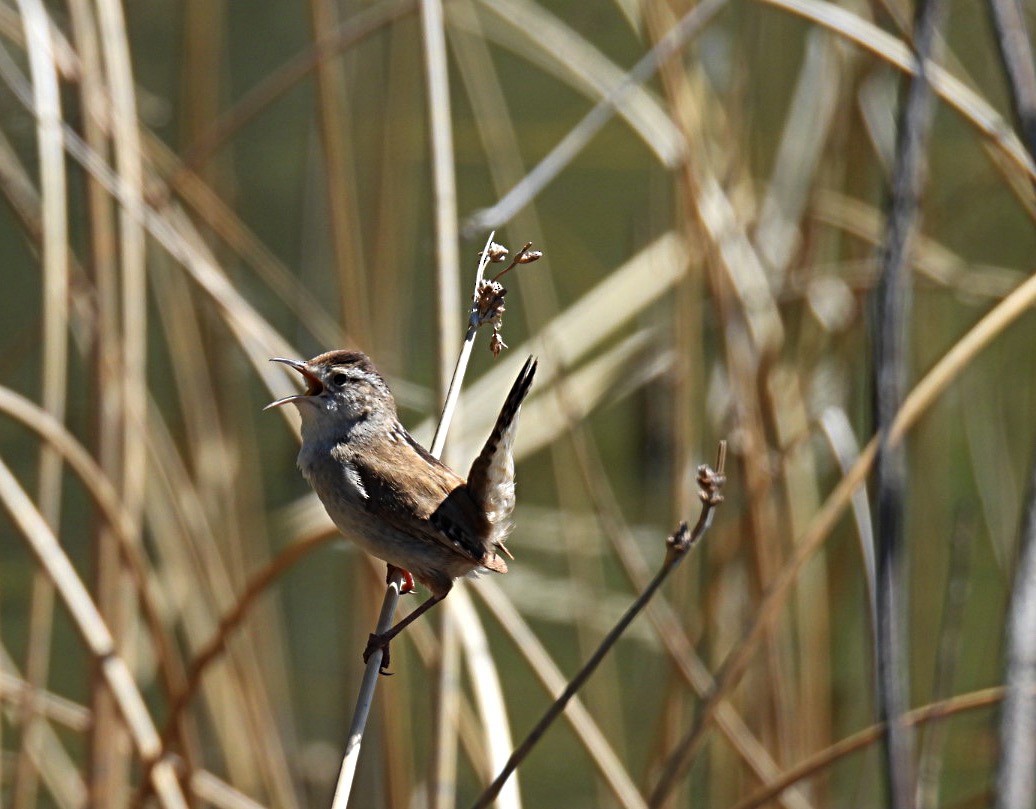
[363,588,449,675]
[386,564,416,594]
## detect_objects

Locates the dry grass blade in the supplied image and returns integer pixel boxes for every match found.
[463,0,729,233]
[1,643,88,809]
[12,1,68,806]
[648,225,1036,805]
[421,0,462,401]
[452,587,521,809]
[0,457,189,809]
[818,408,876,636]
[757,0,1036,180]
[463,0,682,165]
[189,770,271,809]
[93,13,148,745]
[307,0,370,338]
[754,29,841,284]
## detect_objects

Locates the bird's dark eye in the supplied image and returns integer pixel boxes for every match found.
[332,373,348,387]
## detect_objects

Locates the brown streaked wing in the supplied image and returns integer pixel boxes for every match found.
[341,435,487,565]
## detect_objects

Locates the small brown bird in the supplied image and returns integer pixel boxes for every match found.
[266,350,536,672]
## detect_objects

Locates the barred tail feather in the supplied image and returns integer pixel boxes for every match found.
[467,356,537,550]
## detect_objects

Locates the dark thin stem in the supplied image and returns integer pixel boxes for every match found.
[872,2,945,807]
[469,445,726,809]
[996,446,1036,809]
[986,0,1036,160]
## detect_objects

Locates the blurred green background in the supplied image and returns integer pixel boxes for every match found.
[1,0,1036,807]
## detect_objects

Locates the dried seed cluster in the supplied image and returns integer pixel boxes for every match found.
[473,241,542,358]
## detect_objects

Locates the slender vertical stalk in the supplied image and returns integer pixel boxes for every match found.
[421,0,461,404]
[11,2,67,806]
[987,0,1036,160]
[997,449,1036,809]
[872,2,944,806]
[306,0,370,340]
[93,0,148,800]
[420,9,463,795]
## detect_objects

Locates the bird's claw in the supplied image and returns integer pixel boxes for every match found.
[386,565,417,595]
[363,633,393,675]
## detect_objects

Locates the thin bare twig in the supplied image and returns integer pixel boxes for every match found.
[469,443,727,809]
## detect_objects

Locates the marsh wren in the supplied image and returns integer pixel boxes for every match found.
[266,350,537,673]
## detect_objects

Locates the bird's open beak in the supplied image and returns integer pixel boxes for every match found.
[264,357,324,410]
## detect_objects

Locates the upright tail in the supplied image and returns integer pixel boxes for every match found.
[467,356,537,553]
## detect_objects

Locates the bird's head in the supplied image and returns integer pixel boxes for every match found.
[265,350,397,433]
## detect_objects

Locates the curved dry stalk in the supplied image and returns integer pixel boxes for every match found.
[0,457,189,809]
[469,447,726,809]
[452,586,520,809]
[731,686,1007,809]
[189,770,270,809]
[0,387,190,726]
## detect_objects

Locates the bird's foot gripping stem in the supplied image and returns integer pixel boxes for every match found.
[386,564,416,594]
